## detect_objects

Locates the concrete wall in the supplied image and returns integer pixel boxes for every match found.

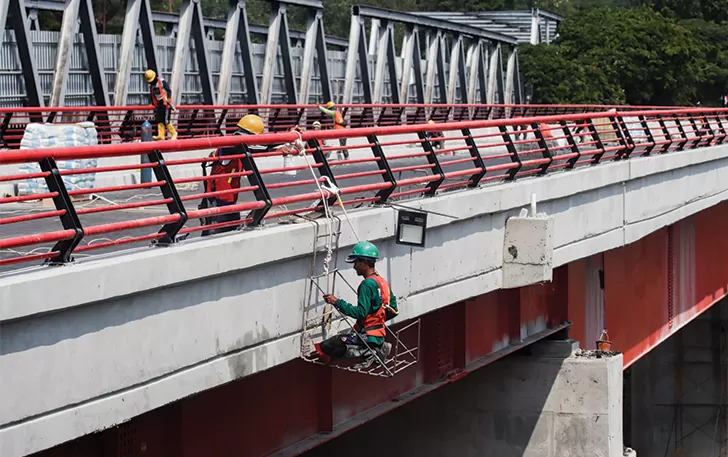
[3,141,728,456]
[302,341,624,457]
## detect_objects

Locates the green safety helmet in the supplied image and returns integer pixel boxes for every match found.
[346,241,379,263]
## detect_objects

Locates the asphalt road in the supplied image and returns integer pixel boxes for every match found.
[0,152,483,275]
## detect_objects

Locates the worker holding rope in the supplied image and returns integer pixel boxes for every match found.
[200,115,292,236]
[317,241,397,370]
[144,69,177,141]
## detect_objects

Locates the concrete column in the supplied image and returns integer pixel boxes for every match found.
[305,340,629,457]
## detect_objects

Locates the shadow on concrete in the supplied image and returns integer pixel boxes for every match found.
[303,342,570,457]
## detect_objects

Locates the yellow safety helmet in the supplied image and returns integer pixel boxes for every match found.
[237,114,265,135]
[427,120,435,125]
[144,69,156,83]
[325,101,335,109]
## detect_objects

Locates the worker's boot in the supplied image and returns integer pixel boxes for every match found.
[167,123,178,140]
[153,123,166,141]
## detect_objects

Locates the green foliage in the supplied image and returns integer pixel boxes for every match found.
[520,6,706,105]
[519,45,624,104]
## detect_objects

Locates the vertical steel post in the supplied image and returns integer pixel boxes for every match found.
[7,0,44,110]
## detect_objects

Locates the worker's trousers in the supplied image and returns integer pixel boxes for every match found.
[319,332,381,358]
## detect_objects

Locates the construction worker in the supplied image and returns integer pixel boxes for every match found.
[200,115,291,236]
[426,119,445,150]
[311,120,331,159]
[317,101,348,159]
[144,69,177,141]
[318,241,396,370]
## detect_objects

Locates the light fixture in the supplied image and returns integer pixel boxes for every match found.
[396,209,428,247]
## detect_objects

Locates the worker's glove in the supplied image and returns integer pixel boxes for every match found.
[289,126,306,156]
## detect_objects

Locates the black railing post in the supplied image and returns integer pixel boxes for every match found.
[417,131,445,196]
[586,119,607,164]
[308,138,339,208]
[639,115,657,156]
[147,149,188,245]
[369,133,397,202]
[715,115,727,145]
[216,108,229,136]
[498,124,522,180]
[531,122,553,175]
[559,120,581,169]
[462,127,486,186]
[40,157,84,264]
[657,116,673,153]
[672,113,689,151]
[612,116,633,160]
[240,145,273,226]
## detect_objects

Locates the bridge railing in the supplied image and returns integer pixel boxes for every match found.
[0,103,681,149]
[0,108,725,270]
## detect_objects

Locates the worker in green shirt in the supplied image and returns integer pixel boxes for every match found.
[317,241,397,370]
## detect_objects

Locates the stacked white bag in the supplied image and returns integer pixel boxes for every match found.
[16,122,99,196]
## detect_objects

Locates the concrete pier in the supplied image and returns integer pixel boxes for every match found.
[304,340,626,457]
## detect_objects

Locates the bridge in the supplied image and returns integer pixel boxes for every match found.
[2,106,728,457]
[1,0,728,456]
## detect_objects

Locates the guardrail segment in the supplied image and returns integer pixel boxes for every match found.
[0,103,687,149]
[0,108,725,270]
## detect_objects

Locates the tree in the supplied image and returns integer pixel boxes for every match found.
[520,7,703,105]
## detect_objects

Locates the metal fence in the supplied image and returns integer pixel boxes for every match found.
[0,29,438,107]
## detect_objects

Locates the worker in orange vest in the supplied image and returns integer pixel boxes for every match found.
[318,241,397,370]
[318,101,348,159]
[200,115,291,236]
[144,69,177,141]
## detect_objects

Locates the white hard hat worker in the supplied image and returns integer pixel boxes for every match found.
[312,121,322,130]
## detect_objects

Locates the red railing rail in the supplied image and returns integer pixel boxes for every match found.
[1,107,725,271]
[0,103,689,150]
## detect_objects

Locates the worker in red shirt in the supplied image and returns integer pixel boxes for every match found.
[200,115,292,236]
[144,69,177,141]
